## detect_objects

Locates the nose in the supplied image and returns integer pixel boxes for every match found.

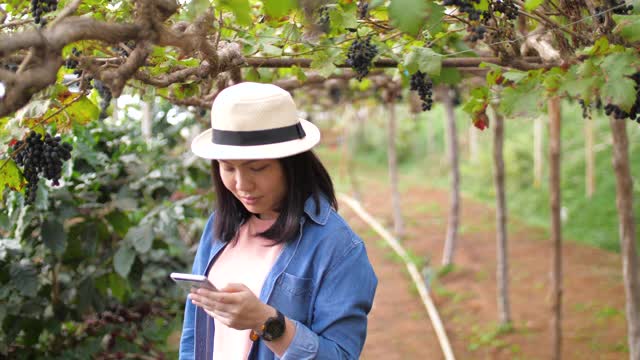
[235,170,254,193]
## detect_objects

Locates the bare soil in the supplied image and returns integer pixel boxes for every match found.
[343,180,628,360]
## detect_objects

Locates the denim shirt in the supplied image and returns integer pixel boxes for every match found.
[179,196,378,360]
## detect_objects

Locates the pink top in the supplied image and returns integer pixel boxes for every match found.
[207,215,284,360]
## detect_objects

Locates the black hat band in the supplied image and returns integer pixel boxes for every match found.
[212,122,306,146]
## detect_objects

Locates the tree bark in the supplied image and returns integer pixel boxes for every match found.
[441,88,460,266]
[386,102,404,236]
[585,118,595,197]
[534,116,544,187]
[492,107,511,325]
[609,118,640,360]
[548,96,562,360]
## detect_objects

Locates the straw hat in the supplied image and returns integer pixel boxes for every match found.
[191,82,321,160]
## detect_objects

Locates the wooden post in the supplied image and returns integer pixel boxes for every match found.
[548,96,562,360]
[469,124,479,164]
[609,118,640,360]
[491,106,511,325]
[534,116,544,187]
[585,118,595,197]
[384,88,404,236]
[441,87,460,266]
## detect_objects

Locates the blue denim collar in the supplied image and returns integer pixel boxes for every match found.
[303,195,331,226]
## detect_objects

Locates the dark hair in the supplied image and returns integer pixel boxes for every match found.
[211,150,337,244]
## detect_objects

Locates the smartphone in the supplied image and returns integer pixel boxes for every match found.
[170,272,218,292]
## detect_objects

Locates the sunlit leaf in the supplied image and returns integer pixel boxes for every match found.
[0,158,26,200]
[524,0,544,11]
[263,0,296,18]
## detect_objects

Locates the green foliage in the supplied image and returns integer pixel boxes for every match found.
[388,0,429,36]
[0,100,213,357]
[404,47,442,77]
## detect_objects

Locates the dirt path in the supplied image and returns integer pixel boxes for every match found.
[341,182,627,360]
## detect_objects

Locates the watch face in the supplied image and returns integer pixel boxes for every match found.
[264,316,285,341]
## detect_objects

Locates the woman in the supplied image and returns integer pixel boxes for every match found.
[179,82,378,360]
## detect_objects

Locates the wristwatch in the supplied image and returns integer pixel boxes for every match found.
[250,309,286,342]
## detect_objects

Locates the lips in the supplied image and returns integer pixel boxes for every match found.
[240,196,260,205]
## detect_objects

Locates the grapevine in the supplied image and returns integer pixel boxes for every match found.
[346,36,378,81]
[410,71,434,111]
[12,131,73,204]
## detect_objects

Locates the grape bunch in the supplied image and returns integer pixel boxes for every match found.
[608,0,634,15]
[604,72,640,122]
[30,0,58,26]
[410,71,434,111]
[65,47,82,76]
[468,25,487,42]
[94,79,113,120]
[492,0,519,20]
[346,36,378,80]
[12,131,73,204]
[4,63,18,73]
[442,0,483,21]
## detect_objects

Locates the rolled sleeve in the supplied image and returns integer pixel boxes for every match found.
[280,320,319,359]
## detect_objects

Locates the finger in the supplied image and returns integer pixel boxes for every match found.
[199,289,240,305]
[221,283,248,292]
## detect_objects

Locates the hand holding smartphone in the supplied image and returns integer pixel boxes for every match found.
[170,272,218,292]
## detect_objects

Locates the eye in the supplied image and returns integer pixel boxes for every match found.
[221,165,235,172]
[250,165,268,172]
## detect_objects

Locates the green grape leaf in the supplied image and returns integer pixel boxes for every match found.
[10,262,39,297]
[388,0,428,36]
[263,0,296,18]
[127,223,154,254]
[613,15,640,43]
[524,0,544,11]
[500,82,543,116]
[434,68,462,85]
[462,86,489,115]
[311,51,337,78]
[404,47,442,76]
[601,52,639,80]
[41,219,67,257]
[114,245,136,278]
[602,77,636,112]
[218,0,252,26]
[0,158,26,200]
[108,273,129,302]
[106,210,132,238]
[424,2,446,34]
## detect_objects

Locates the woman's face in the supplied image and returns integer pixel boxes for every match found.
[219,159,287,220]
